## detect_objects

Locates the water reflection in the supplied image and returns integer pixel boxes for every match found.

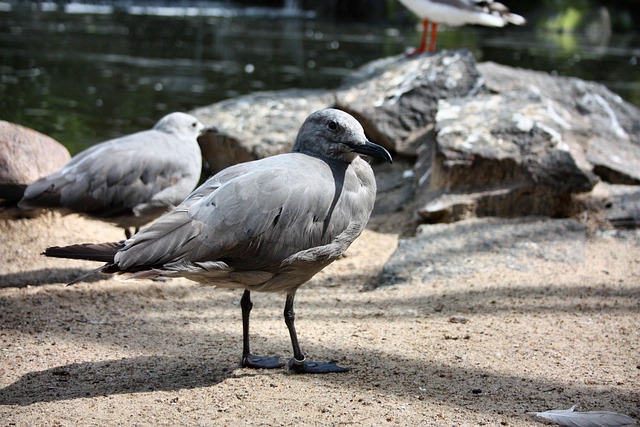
[0,7,638,153]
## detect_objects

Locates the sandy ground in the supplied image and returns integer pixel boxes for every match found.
[0,212,638,426]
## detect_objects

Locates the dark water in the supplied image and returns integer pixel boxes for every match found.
[1,5,638,153]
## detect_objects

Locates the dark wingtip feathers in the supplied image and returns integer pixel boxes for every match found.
[43,241,123,263]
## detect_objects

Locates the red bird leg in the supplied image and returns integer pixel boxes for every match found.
[428,22,438,52]
[418,18,429,53]
[407,18,429,56]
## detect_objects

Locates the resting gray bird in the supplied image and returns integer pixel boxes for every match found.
[45,108,393,374]
[19,112,204,238]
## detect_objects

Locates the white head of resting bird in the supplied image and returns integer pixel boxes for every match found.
[45,108,393,374]
[398,0,526,54]
[18,112,205,238]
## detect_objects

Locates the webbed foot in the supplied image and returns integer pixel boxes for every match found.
[242,355,285,369]
[288,357,350,374]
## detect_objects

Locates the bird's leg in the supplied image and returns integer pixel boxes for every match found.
[240,290,284,369]
[124,227,140,239]
[419,19,430,53]
[407,19,429,57]
[285,292,350,374]
[428,22,438,52]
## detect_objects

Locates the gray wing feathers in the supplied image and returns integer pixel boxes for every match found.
[189,163,342,263]
[115,155,366,274]
[115,207,198,269]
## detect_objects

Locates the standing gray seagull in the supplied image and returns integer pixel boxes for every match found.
[19,112,205,238]
[45,108,393,374]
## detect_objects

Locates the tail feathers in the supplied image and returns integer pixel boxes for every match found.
[44,241,124,263]
[67,265,113,286]
[503,12,526,26]
[489,2,526,26]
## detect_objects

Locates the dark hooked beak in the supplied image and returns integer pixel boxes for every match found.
[352,140,393,163]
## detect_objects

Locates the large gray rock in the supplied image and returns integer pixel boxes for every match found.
[415,90,599,222]
[378,217,586,287]
[414,60,640,223]
[335,50,484,156]
[479,62,640,185]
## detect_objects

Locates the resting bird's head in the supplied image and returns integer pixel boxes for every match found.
[154,112,206,139]
[294,109,392,164]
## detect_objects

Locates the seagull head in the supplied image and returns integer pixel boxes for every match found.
[154,112,206,139]
[294,108,392,164]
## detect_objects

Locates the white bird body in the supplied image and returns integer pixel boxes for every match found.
[398,0,525,53]
[399,0,525,27]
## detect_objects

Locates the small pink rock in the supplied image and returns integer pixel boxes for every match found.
[0,120,70,185]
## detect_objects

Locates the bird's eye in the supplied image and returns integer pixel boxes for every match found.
[327,120,338,131]
[191,122,198,128]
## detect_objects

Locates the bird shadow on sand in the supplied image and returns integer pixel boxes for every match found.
[0,355,230,406]
[2,341,638,417]
[0,268,103,288]
[1,270,638,415]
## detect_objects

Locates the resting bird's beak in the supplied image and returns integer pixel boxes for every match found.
[352,140,393,164]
